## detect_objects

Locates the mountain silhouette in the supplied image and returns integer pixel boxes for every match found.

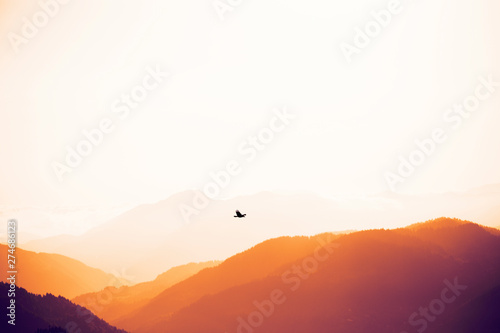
[0,283,126,333]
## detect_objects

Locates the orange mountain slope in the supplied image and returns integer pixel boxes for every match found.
[114,218,500,333]
[0,244,127,299]
[114,233,341,331]
[72,261,221,323]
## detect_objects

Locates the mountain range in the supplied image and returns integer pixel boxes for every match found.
[72,261,221,323]
[0,244,127,299]
[110,218,500,332]
[4,217,499,332]
[21,186,500,282]
[0,283,126,333]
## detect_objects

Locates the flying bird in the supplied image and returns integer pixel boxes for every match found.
[234,210,246,218]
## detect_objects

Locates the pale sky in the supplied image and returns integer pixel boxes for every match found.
[1,0,499,207]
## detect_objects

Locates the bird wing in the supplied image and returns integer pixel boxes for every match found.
[235,210,241,216]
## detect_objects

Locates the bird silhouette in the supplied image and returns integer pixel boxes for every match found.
[234,210,246,218]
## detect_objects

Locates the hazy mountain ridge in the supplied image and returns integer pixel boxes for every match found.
[0,245,127,299]
[21,187,500,282]
[72,261,221,323]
